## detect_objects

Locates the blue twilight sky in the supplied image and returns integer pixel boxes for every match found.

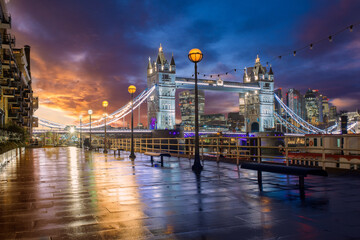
[6,0,360,125]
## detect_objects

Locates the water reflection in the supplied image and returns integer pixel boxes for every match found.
[92,149,147,238]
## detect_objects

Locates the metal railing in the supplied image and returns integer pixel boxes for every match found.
[97,135,360,170]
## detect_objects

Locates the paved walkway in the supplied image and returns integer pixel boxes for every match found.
[1,147,360,239]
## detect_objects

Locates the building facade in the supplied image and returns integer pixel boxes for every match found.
[321,95,330,124]
[329,106,337,123]
[227,112,244,131]
[241,55,275,132]
[0,0,38,134]
[304,89,320,125]
[200,113,228,131]
[147,44,176,130]
[286,88,305,119]
[179,89,205,131]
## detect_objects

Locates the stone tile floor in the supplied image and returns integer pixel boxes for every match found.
[1,147,360,239]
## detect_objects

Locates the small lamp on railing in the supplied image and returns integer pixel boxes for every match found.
[102,101,109,154]
[79,115,83,148]
[88,109,93,150]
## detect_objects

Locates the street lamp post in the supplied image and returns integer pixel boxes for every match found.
[128,85,136,159]
[188,48,203,172]
[79,115,83,148]
[102,101,108,153]
[88,109,93,150]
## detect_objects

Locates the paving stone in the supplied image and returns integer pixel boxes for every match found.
[1,147,360,239]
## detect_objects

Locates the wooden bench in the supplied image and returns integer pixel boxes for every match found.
[144,152,171,167]
[241,162,328,198]
[110,148,125,156]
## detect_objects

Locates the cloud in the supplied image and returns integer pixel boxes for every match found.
[330,98,359,111]
[5,0,360,129]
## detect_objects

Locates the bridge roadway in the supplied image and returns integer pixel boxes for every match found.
[175,77,261,92]
[1,147,360,239]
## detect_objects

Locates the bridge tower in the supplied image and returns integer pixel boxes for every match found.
[240,55,275,132]
[147,44,176,129]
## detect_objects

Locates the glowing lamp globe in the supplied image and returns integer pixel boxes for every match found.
[102,101,108,108]
[188,48,203,63]
[79,115,82,120]
[128,85,136,94]
[88,109,93,115]
[69,127,75,133]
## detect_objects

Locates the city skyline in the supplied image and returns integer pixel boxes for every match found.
[6,0,360,125]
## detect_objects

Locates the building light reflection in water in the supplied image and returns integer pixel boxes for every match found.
[93,152,149,238]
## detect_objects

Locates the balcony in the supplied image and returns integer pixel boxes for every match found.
[9,81,19,90]
[8,112,19,119]
[0,15,11,29]
[8,97,18,103]
[2,89,14,97]
[1,56,16,70]
[11,103,20,110]
[1,34,16,48]
[32,117,39,127]
[33,97,39,110]
[14,89,23,96]
[0,79,10,87]
[2,70,15,80]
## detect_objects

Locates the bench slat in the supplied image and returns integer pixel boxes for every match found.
[241,162,328,177]
[144,152,171,157]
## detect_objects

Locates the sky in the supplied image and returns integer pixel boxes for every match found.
[6,0,360,126]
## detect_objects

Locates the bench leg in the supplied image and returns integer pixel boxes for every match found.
[161,156,164,167]
[150,156,154,163]
[114,150,116,156]
[299,176,305,199]
[257,170,263,191]
[118,149,120,156]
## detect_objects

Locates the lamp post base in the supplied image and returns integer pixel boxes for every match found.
[192,158,203,173]
[129,153,136,160]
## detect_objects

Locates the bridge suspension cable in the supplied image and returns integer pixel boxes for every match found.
[274,93,328,134]
[36,85,156,129]
[273,112,308,134]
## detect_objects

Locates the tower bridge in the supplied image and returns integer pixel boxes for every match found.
[34,45,357,135]
[147,45,274,132]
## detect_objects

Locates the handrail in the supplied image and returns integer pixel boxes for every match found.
[96,135,360,171]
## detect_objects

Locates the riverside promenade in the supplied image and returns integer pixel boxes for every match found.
[1,147,360,239]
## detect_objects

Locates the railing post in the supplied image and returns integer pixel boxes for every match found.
[145,138,147,152]
[236,137,239,166]
[285,136,289,166]
[201,139,204,161]
[152,138,154,152]
[177,138,180,158]
[216,137,220,162]
[257,137,261,163]
[168,138,170,153]
[228,138,231,159]
[321,135,326,170]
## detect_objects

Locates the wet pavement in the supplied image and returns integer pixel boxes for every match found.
[1,147,360,239]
